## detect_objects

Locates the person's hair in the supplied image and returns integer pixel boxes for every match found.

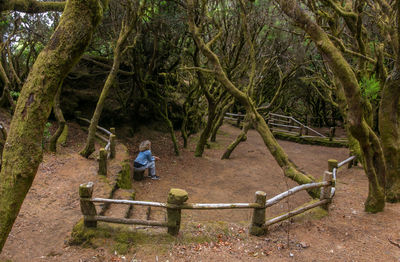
[139,140,151,152]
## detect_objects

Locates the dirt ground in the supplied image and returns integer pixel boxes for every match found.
[1,123,400,262]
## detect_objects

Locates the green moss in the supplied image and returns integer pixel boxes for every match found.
[117,162,131,189]
[58,124,68,146]
[273,131,348,147]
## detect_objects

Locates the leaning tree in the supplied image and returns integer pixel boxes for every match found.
[0,0,107,252]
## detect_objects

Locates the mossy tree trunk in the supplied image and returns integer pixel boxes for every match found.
[0,0,65,13]
[379,70,400,202]
[210,97,234,142]
[0,60,15,111]
[187,0,319,198]
[49,83,66,152]
[194,90,217,157]
[276,0,386,212]
[0,0,106,252]
[80,2,141,158]
[221,116,250,159]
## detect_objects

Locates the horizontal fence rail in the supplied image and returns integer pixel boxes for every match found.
[78,155,355,236]
[268,113,326,138]
[265,181,329,208]
[79,165,336,237]
[75,113,116,176]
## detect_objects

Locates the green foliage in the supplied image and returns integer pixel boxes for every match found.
[359,74,380,101]
[10,91,20,100]
[43,122,52,140]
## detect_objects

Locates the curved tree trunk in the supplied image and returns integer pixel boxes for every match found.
[49,84,66,152]
[210,98,234,142]
[195,98,216,157]
[187,1,319,198]
[221,117,250,159]
[0,0,106,252]
[276,0,386,212]
[379,68,400,202]
[80,12,136,158]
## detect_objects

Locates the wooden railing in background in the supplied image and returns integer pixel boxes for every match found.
[78,156,361,236]
[75,112,116,176]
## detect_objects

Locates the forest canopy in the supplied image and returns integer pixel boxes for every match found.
[1,0,400,253]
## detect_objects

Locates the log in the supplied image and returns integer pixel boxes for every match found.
[250,191,267,236]
[328,159,338,172]
[320,171,333,210]
[89,198,167,208]
[167,188,188,236]
[109,134,116,159]
[264,199,330,227]
[133,169,145,181]
[179,202,262,209]
[87,215,168,227]
[79,182,97,228]
[77,116,112,136]
[98,148,107,176]
[269,122,300,129]
[265,182,329,208]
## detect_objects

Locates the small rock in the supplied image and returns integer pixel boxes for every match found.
[299,242,310,248]
[289,253,294,257]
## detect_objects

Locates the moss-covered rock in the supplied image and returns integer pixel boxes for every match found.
[117,161,131,189]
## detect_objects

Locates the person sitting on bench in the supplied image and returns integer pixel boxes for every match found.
[134,140,160,180]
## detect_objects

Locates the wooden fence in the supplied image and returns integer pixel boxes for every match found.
[78,155,356,236]
[223,112,337,139]
[224,112,245,127]
[76,114,116,176]
[267,113,326,138]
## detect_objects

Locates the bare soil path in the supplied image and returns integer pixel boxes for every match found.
[1,123,399,261]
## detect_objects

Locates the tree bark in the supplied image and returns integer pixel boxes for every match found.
[49,84,66,153]
[0,0,106,252]
[210,98,234,142]
[187,0,319,198]
[276,0,386,212]
[80,10,136,158]
[0,0,65,13]
[221,117,250,160]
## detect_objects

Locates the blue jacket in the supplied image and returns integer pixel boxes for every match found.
[134,150,154,166]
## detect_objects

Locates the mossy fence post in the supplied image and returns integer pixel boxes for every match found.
[79,182,97,228]
[249,191,267,236]
[166,188,188,236]
[329,127,335,141]
[305,115,310,135]
[109,127,116,159]
[298,126,303,137]
[98,148,107,176]
[320,171,333,210]
[328,159,338,172]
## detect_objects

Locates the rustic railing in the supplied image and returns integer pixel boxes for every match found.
[75,113,116,176]
[224,112,245,127]
[223,112,339,140]
[267,112,326,138]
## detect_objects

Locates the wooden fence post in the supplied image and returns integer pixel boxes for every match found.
[98,148,107,176]
[329,127,335,141]
[328,159,338,172]
[288,118,293,131]
[167,188,188,236]
[110,134,116,159]
[298,126,303,137]
[250,191,267,236]
[305,116,310,135]
[79,182,97,227]
[236,116,241,127]
[320,171,333,210]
